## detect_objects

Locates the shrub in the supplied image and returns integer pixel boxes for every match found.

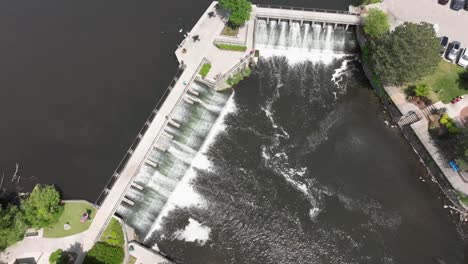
[199,63,211,78]
[214,43,247,51]
[0,205,27,250]
[49,249,68,264]
[413,84,430,97]
[83,242,124,264]
[219,0,252,28]
[355,0,380,5]
[439,114,460,134]
[364,8,390,38]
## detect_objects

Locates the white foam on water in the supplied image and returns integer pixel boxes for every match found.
[257,47,350,65]
[144,94,236,242]
[309,207,320,220]
[174,218,211,245]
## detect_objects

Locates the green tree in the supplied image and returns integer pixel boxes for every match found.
[219,0,252,28]
[83,242,124,264]
[369,22,440,85]
[0,205,27,250]
[22,184,63,227]
[413,84,430,97]
[364,8,390,38]
[49,249,68,264]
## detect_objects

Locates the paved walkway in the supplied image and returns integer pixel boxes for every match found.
[385,86,468,196]
[371,0,468,44]
[0,230,87,264]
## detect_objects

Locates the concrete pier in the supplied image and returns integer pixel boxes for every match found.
[255,5,362,27]
[131,182,144,191]
[144,158,158,168]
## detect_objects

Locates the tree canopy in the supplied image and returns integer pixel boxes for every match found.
[219,0,252,28]
[83,242,124,264]
[364,8,390,38]
[369,22,440,85]
[0,205,27,250]
[22,184,63,227]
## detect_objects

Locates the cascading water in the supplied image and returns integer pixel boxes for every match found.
[255,19,356,54]
[116,81,231,237]
[144,14,467,264]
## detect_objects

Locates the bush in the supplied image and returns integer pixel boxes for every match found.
[355,0,380,5]
[219,0,252,28]
[227,67,251,86]
[199,63,211,78]
[439,114,460,134]
[49,249,68,264]
[22,185,63,228]
[413,84,430,97]
[364,8,390,38]
[0,205,27,250]
[83,242,124,264]
[214,43,247,51]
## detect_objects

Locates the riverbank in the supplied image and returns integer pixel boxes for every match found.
[355,25,468,219]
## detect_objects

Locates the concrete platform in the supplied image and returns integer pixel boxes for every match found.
[128,241,173,264]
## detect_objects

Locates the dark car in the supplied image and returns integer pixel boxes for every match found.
[440,36,449,56]
[464,0,468,10]
[451,0,464,10]
[439,0,449,4]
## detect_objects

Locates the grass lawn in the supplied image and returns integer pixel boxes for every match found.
[100,218,125,248]
[221,26,239,36]
[418,61,468,103]
[44,201,96,238]
[199,63,212,78]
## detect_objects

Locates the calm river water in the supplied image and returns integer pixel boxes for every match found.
[0,0,466,263]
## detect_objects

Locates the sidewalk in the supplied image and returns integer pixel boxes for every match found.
[385,86,468,196]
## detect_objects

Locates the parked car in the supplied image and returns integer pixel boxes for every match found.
[458,49,468,68]
[451,0,465,10]
[439,0,449,4]
[465,0,468,10]
[440,36,449,56]
[447,41,462,61]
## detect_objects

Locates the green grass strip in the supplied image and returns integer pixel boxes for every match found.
[215,43,247,52]
[199,63,212,78]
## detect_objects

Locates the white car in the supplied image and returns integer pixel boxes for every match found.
[447,41,462,61]
[458,48,468,68]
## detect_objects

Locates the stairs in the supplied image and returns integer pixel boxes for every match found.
[421,104,437,117]
[398,112,420,126]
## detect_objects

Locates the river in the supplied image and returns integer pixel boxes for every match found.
[0,0,466,263]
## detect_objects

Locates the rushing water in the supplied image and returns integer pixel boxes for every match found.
[116,82,230,238]
[144,20,467,264]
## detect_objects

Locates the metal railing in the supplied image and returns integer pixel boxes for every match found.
[255,4,351,15]
[94,64,186,206]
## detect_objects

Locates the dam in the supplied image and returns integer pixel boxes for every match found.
[82,1,363,259]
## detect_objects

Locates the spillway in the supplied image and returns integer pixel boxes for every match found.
[115,81,231,238]
[255,19,357,53]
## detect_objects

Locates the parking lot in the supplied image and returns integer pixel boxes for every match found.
[374,0,468,48]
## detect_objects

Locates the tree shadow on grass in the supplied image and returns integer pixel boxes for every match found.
[458,71,468,89]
